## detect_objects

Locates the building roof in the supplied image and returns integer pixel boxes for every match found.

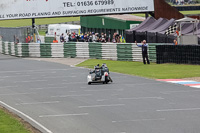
[104,14,145,22]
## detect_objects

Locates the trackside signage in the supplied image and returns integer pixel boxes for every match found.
[0,0,154,20]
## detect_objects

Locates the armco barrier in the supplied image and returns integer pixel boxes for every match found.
[29,43,41,57]
[148,43,166,62]
[4,42,9,55]
[11,42,15,56]
[132,45,143,62]
[0,41,167,62]
[2,42,5,54]
[64,42,76,58]
[22,43,29,57]
[0,41,2,53]
[76,42,89,58]
[89,43,102,59]
[51,43,64,58]
[117,44,133,61]
[40,43,51,58]
[102,43,117,60]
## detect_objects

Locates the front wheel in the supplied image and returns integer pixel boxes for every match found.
[88,82,91,85]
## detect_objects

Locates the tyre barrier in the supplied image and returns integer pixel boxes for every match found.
[0,41,168,62]
[156,45,200,65]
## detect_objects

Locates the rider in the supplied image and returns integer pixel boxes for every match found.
[101,63,109,74]
[91,64,102,80]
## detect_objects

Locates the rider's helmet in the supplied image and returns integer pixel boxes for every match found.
[95,64,100,69]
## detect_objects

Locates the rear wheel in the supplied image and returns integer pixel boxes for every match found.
[105,76,108,84]
[88,82,91,85]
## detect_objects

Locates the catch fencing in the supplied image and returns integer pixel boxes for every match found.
[0,41,165,62]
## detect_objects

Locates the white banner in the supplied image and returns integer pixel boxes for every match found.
[0,0,154,20]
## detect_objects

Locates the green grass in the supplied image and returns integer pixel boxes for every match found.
[0,17,80,27]
[0,109,29,133]
[77,59,200,79]
[132,14,146,17]
[180,10,200,15]
[38,30,47,36]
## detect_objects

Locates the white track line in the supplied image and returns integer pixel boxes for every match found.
[79,104,125,108]
[119,97,164,100]
[0,75,30,78]
[0,86,18,89]
[51,94,92,98]
[62,82,85,85]
[39,113,89,118]
[112,118,166,123]
[84,89,124,92]
[29,86,67,90]
[0,92,35,96]
[157,108,200,112]
[14,80,47,83]
[96,97,164,102]
[16,101,60,105]
[0,101,52,133]
[0,68,76,73]
[43,76,76,79]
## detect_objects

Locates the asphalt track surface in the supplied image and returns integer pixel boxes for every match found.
[0,54,200,133]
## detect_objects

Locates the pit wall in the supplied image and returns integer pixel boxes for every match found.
[0,41,165,62]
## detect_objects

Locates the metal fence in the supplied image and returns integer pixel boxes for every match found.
[0,27,31,43]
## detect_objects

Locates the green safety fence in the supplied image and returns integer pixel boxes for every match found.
[2,42,5,54]
[21,44,29,57]
[0,41,170,63]
[15,44,18,56]
[117,43,133,61]
[8,42,11,55]
[148,43,165,63]
[45,37,54,43]
[40,43,52,58]
[89,43,102,59]
[64,42,76,58]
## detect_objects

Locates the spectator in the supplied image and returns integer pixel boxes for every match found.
[135,40,150,64]
[27,33,32,43]
[37,38,41,43]
[119,35,126,43]
[68,34,72,42]
[65,33,69,42]
[53,37,58,43]
[115,33,120,43]
[105,34,108,42]
[89,32,93,42]
[173,39,178,45]
[112,35,116,43]
[95,33,100,42]
[84,34,88,42]
[101,33,106,43]
[15,37,19,44]
[108,31,111,42]
[92,32,96,42]
[60,33,64,43]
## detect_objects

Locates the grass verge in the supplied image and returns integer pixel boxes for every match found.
[0,17,80,27]
[38,30,47,36]
[77,59,200,79]
[0,106,41,133]
[0,108,29,133]
[180,10,200,15]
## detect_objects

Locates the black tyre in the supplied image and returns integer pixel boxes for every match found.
[105,76,108,84]
[88,82,91,85]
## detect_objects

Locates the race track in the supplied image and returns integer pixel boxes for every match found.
[0,54,200,133]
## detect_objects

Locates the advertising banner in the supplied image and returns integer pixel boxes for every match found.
[0,0,154,20]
